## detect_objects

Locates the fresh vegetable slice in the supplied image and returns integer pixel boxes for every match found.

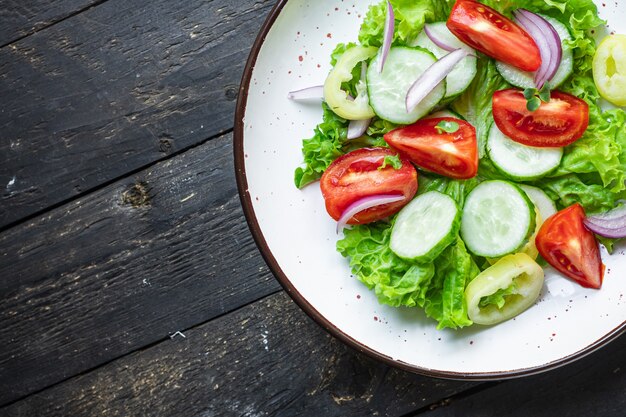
[487,122,563,181]
[412,22,478,100]
[513,9,562,89]
[465,253,544,325]
[536,203,604,289]
[584,203,626,239]
[384,117,478,179]
[320,148,418,225]
[593,34,626,107]
[496,14,572,90]
[492,89,589,147]
[405,48,469,112]
[324,45,378,120]
[461,180,536,258]
[519,184,557,222]
[367,46,446,124]
[488,206,542,265]
[390,191,460,262]
[446,0,541,72]
[377,0,394,73]
[287,85,324,102]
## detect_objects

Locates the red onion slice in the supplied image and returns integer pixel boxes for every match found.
[287,85,324,102]
[377,0,394,73]
[514,9,562,90]
[518,9,562,84]
[405,49,469,113]
[513,11,551,90]
[583,204,626,238]
[424,24,456,52]
[585,204,626,224]
[583,219,626,239]
[336,194,405,233]
[347,118,371,139]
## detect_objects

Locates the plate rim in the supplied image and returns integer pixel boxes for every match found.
[233,0,626,380]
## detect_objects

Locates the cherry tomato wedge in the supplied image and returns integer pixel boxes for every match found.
[535,203,604,289]
[492,89,589,147]
[384,117,478,179]
[320,148,418,225]
[446,0,541,72]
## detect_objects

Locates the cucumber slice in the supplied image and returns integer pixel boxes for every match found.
[495,15,573,89]
[487,123,563,181]
[461,180,536,258]
[519,184,558,221]
[411,23,477,100]
[367,46,446,124]
[390,191,460,262]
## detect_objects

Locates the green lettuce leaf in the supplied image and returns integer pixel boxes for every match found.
[337,225,477,329]
[358,0,454,47]
[534,174,616,214]
[294,103,348,188]
[336,223,422,307]
[418,175,481,208]
[424,237,479,330]
[479,282,517,309]
[452,58,509,158]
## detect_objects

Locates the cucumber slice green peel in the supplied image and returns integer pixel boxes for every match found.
[367,46,446,125]
[461,180,536,258]
[390,191,460,262]
[487,123,563,181]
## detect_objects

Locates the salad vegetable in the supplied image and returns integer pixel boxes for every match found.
[465,253,544,325]
[293,0,625,329]
[385,117,478,179]
[593,34,626,106]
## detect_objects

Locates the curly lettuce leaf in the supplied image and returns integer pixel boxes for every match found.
[424,237,479,330]
[418,175,481,208]
[337,223,423,307]
[534,175,616,214]
[338,223,477,329]
[479,282,517,309]
[294,103,348,188]
[452,59,509,158]
[358,0,454,47]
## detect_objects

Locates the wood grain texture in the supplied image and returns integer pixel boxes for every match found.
[1,292,479,417]
[0,132,282,405]
[0,0,102,46]
[417,334,626,417]
[0,0,273,228]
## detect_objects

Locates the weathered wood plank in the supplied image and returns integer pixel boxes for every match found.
[0,132,282,405]
[0,292,479,417]
[0,0,273,228]
[0,0,102,46]
[416,334,626,417]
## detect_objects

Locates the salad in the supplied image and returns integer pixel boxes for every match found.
[291,0,626,329]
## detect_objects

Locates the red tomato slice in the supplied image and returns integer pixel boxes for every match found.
[492,89,590,147]
[535,203,604,289]
[446,0,541,72]
[384,117,478,180]
[320,148,418,224]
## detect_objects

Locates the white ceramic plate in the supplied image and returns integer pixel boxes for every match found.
[235,0,626,378]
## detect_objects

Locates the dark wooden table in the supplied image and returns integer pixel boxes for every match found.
[1,1,624,415]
